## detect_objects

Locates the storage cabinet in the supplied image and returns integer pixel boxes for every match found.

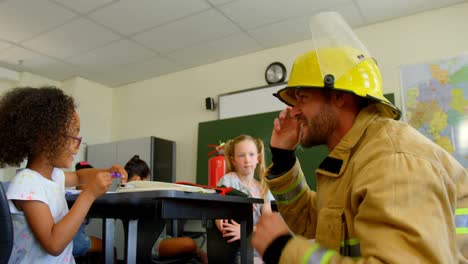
[87,136,175,183]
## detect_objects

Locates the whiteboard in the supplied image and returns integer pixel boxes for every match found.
[218,83,287,119]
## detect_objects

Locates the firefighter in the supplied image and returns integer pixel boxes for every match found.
[252,12,468,264]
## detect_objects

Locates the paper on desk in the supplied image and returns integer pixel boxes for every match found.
[117,180,216,194]
[65,189,82,195]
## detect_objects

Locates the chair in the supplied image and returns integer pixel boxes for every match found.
[0,181,13,264]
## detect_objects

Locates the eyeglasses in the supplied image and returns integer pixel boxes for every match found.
[66,135,83,148]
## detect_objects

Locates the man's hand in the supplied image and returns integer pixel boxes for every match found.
[271,107,301,150]
[252,212,291,256]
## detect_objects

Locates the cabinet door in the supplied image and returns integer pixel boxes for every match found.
[151,137,176,183]
[87,142,117,168]
[116,137,151,168]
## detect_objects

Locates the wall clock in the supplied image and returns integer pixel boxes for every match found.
[265,62,286,84]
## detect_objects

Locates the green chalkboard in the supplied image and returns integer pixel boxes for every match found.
[196,93,395,190]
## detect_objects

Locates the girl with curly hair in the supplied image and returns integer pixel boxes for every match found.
[0,86,127,263]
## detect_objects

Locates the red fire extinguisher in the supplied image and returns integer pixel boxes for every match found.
[207,143,225,187]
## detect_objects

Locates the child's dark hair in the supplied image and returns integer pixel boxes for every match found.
[0,86,76,167]
[124,155,150,181]
[75,161,93,171]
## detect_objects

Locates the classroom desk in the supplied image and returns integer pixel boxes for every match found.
[66,190,262,264]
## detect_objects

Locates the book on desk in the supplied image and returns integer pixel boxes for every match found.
[117,181,249,198]
[117,180,216,194]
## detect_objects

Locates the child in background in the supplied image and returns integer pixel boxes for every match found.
[72,162,103,259]
[0,86,127,264]
[124,155,150,182]
[215,134,274,264]
[124,155,207,263]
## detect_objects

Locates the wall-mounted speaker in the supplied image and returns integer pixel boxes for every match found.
[205,97,215,111]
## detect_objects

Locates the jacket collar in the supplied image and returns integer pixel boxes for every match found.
[316,104,381,178]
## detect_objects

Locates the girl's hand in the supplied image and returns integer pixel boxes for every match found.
[83,171,112,199]
[215,219,226,234]
[222,219,240,243]
[262,199,272,214]
[271,107,301,150]
[109,164,128,183]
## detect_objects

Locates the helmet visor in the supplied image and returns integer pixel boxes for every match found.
[310,12,372,86]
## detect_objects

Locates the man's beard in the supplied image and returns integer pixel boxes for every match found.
[300,105,337,148]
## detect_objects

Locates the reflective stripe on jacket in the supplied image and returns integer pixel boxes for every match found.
[267,105,468,264]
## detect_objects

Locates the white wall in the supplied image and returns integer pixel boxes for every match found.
[0,78,18,181]
[63,77,113,145]
[17,72,61,88]
[112,3,468,182]
[356,3,468,110]
[61,77,114,170]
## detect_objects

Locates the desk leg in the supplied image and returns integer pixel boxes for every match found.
[123,219,164,263]
[240,218,253,264]
[103,218,115,264]
[171,219,178,237]
[126,219,138,264]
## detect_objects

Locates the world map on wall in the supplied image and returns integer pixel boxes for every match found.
[400,55,468,168]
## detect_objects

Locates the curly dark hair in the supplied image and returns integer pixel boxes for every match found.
[0,86,76,167]
[124,155,150,180]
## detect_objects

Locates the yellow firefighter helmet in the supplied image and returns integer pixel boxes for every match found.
[275,12,400,119]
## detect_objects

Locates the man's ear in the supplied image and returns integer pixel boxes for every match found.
[332,92,352,108]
